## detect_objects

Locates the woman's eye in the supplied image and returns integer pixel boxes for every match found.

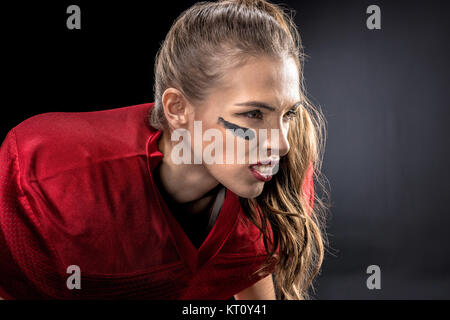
[283,110,298,121]
[242,110,263,120]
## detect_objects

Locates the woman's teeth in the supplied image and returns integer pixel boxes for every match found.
[252,165,274,176]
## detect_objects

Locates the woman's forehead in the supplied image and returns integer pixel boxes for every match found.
[229,55,297,81]
[215,57,300,106]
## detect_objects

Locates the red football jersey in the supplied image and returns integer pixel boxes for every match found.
[0,102,314,299]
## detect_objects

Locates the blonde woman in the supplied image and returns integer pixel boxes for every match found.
[0,0,328,300]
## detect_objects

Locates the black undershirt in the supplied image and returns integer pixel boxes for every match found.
[153,165,222,249]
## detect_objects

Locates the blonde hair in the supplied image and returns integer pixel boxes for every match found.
[149,0,330,299]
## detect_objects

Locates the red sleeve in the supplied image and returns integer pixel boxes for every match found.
[301,161,315,216]
[0,129,53,299]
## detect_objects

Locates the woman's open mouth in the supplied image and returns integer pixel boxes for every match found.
[248,161,278,182]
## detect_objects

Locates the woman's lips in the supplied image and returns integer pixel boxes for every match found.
[248,161,278,182]
[249,166,273,182]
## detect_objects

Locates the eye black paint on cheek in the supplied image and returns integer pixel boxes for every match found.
[217,117,255,140]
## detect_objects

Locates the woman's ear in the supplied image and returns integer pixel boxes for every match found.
[161,88,190,129]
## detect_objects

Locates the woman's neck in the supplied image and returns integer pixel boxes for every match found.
[155,129,220,205]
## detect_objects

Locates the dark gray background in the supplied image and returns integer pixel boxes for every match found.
[289,0,450,299]
[2,0,449,299]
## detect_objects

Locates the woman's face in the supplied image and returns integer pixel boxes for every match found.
[186,55,301,198]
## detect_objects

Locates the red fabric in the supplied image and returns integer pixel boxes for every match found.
[304,161,315,215]
[0,102,314,299]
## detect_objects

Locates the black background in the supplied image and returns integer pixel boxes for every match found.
[2,0,450,299]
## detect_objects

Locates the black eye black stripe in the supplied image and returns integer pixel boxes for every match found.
[217,117,256,140]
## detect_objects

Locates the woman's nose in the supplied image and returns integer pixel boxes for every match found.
[259,127,290,158]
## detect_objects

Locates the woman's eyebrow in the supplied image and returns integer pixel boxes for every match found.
[235,101,302,111]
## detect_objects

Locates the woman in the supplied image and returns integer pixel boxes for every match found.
[0,0,328,300]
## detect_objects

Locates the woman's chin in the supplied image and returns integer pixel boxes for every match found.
[227,181,265,199]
